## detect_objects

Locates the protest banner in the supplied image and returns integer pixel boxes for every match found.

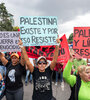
[0,31,20,52]
[20,16,58,46]
[73,27,90,58]
[18,34,70,63]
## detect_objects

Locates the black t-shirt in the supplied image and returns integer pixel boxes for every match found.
[5,62,25,91]
[32,66,53,100]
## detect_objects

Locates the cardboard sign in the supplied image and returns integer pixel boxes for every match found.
[18,34,70,63]
[20,16,58,46]
[73,27,90,58]
[0,31,20,52]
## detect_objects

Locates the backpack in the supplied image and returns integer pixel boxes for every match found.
[69,75,81,100]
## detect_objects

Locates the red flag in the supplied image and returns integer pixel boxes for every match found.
[25,34,70,63]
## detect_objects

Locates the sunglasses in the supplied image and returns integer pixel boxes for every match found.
[38,61,47,65]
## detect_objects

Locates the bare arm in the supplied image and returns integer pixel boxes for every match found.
[0,73,2,81]
[25,65,28,70]
[18,39,34,73]
[63,49,76,87]
[0,52,8,66]
[21,47,34,72]
[50,38,60,70]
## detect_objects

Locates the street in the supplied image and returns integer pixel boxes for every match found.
[2,81,71,100]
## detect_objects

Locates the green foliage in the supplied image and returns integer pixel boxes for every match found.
[0,3,13,31]
[13,26,19,31]
[67,33,73,43]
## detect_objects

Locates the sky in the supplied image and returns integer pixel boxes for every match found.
[1,0,90,38]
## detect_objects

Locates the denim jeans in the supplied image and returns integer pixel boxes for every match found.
[6,87,23,100]
[55,71,63,82]
[0,66,6,76]
[25,70,32,83]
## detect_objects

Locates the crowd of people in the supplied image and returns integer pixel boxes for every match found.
[0,37,90,100]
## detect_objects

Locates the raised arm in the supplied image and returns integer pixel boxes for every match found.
[0,73,2,81]
[0,52,8,66]
[18,39,34,73]
[50,37,60,70]
[63,49,76,87]
[63,61,76,87]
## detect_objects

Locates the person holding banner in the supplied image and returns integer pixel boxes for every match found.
[25,65,33,86]
[63,50,90,100]
[18,37,61,100]
[0,52,25,100]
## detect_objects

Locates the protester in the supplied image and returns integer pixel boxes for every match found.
[54,63,63,85]
[63,50,90,100]
[25,58,34,85]
[25,65,32,86]
[18,37,61,100]
[0,52,25,100]
[54,62,65,91]
[70,49,87,75]
[0,73,5,100]
[5,52,11,61]
[0,61,6,100]
[72,58,87,75]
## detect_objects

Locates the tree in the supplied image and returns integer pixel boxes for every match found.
[0,3,13,31]
[13,26,20,31]
[68,33,73,43]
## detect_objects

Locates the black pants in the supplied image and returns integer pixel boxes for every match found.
[6,87,23,100]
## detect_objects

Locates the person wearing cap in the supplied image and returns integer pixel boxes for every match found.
[0,52,25,100]
[18,37,60,100]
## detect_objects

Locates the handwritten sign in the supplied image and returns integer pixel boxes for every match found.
[0,31,20,52]
[20,16,58,46]
[18,34,70,63]
[73,27,90,58]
